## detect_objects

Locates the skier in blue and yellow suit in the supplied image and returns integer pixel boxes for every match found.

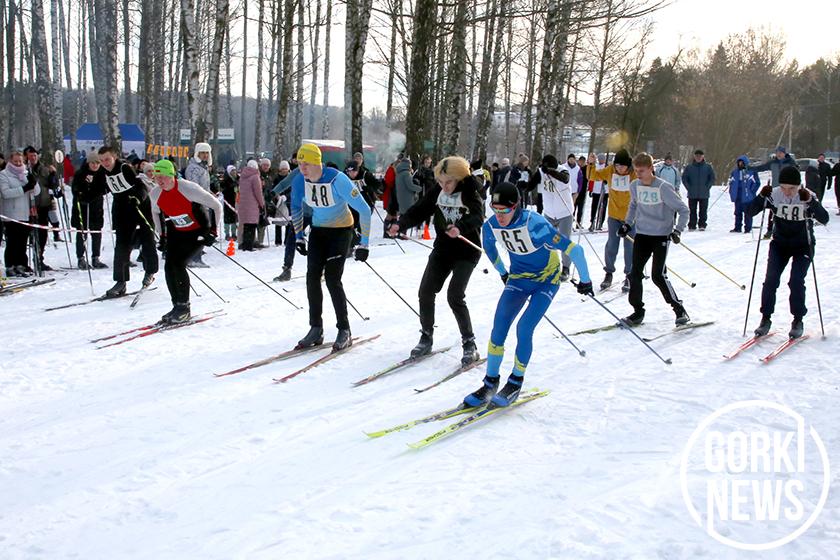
[464,182,594,408]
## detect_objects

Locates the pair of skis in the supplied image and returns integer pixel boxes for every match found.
[723,332,810,363]
[92,309,225,349]
[0,277,55,295]
[366,389,550,448]
[45,287,158,311]
[351,346,456,387]
[570,320,714,340]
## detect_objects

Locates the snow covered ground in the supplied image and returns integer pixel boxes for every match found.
[2,186,839,559]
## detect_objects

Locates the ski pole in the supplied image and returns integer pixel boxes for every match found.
[805,219,826,339]
[210,244,300,309]
[347,296,370,321]
[373,205,405,254]
[399,235,433,250]
[742,205,767,337]
[456,234,482,252]
[78,201,95,294]
[58,196,73,268]
[678,241,745,290]
[574,280,672,365]
[364,261,420,318]
[545,315,586,357]
[707,185,729,212]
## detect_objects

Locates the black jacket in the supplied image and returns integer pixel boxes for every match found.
[749,187,829,248]
[398,175,485,263]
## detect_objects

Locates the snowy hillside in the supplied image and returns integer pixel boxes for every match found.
[2,186,839,559]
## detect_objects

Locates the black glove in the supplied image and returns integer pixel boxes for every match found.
[798,187,812,202]
[201,232,217,247]
[559,169,570,183]
[617,223,631,238]
[295,238,308,256]
[354,247,369,262]
[157,237,167,253]
[576,281,594,296]
[760,185,773,198]
[501,273,509,285]
[670,230,681,244]
[51,186,64,199]
[22,174,37,192]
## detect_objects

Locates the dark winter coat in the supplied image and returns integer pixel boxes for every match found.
[749,154,798,187]
[397,174,485,263]
[818,160,832,191]
[31,161,59,208]
[414,165,436,197]
[804,164,820,192]
[71,163,107,228]
[221,173,239,224]
[395,159,421,214]
[681,160,716,199]
[749,187,829,248]
[728,156,759,203]
[834,162,840,190]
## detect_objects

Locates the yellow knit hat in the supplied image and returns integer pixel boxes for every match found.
[297,143,322,166]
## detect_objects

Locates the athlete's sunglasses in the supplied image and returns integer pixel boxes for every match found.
[491,206,514,214]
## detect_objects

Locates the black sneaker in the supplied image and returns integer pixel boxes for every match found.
[621,309,645,327]
[490,374,524,408]
[789,318,804,339]
[92,257,108,269]
[161,303,191,324]
[333,328,352,351]
[274,267,292,282]
[105,281,127,298]
[754,316,772,337]
[142,273,155,288]
[410,330,433,359]
[621,276,631,293]
[464,375,500,407]
[600,272,613,291]
[674,305,690,326]
[461,336,479,366]
[559,266,570,282]
[762,230,772,240]
[296,326,324,349]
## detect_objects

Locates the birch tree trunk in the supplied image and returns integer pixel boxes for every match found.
[31,0,58,157]
[253,0,264,151]
[442,0,468,156]
[202,0,229,145]
[122,0,132,122]
[307,0,321,138]
[50,0,63,149]
[293,0,304,146]
[272,0,294,158]
[384,0,399,130]
[320,0,331,138]
[531,0,560,162]
[181,0,200,141]
[239,0,248,154]
[343,0,373,158]
[403,0,435,159]
[588,0,615,153]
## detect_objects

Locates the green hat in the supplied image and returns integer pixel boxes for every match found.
[153,159,176,178]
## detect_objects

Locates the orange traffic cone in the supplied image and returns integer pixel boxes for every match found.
[226,238,236,256]
[422,223,431,240]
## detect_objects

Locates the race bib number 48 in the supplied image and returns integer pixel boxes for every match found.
[493,226,538,255]
[305,181,337,208]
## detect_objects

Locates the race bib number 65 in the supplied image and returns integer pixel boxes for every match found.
[493,226,538,255]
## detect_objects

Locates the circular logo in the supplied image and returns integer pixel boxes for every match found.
[680,400,830,551]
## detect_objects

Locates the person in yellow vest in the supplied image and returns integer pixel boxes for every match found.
[586,148,637,292]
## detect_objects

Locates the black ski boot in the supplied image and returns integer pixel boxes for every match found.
[621,275,631,293]
[274,267,292,282]
[410,330,433,359]
[600,272,613,291]
[296,326,324,349]
[142,272,155,288]
[105,281,127,298]
[78,258,89,270]
[461,336,479,366]
[789,317,804,339]
[92,257,108,269]
[674,304,690,326]
[621,309,645,327]
[490,374,524,408]
[754,316,772,337]
[333,328,352,351]
[161,302,191,324]
[559,266,570,282]
[464,375,500,408]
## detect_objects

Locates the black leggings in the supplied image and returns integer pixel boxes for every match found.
[628,233,680,313]
[3,220,30,268]
[306,226,353,330]
[164,227,202,304]
[417,251,476,338]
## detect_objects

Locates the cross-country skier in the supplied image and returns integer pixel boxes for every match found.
[750,166,829,339]
[618,152,690,326]
[96,146,159,297]
[387,156,485,365]
[291,143,372,351]
[148,159,222,324]
[587,149,636,292]
[464,182,593,408]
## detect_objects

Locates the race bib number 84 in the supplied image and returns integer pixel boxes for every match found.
[493,226,538,255]
[305,181,337,208]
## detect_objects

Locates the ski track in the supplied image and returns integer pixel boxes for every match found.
[1,193,839,559]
